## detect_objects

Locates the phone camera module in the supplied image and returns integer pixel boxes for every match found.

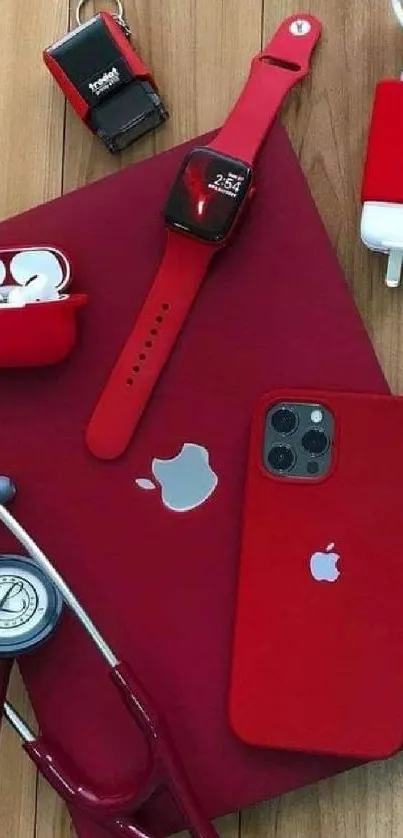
[270,407,298,436]
[267,444,296,473]
[301,428,329,456]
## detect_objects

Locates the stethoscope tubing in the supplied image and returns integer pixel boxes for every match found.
[0,498,218,838]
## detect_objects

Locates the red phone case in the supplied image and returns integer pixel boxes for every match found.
[230,389,403,760]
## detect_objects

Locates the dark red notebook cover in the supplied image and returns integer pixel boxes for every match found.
[0,122,388,838]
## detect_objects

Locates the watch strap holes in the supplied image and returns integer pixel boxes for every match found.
[263,56,301,73]
[156,303,170,325]
[125,304,171,386]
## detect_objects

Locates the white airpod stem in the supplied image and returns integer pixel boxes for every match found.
[7,273,60,307]
[6,287,27,308]
[25,273,59,302]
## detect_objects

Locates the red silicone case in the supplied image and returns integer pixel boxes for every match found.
[362,79,403,204]
[0,246,87,367]
[230,389,403,760]
[0,294,87,367]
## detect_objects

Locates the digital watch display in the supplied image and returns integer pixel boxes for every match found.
[86,15,322,460]
[164,148,252,243]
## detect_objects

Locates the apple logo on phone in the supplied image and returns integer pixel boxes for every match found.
[135,443,218,512]
[310,543,340,582]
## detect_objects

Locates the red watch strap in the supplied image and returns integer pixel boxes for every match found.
[208,15,321,165]
[86,232,215,460]
[86,14,321,461]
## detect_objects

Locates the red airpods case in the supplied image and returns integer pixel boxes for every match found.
[0,294,88,367]
[0,247,87,367]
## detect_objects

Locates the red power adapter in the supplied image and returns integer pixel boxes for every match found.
[361,79,403,287]
[361,0,403,291]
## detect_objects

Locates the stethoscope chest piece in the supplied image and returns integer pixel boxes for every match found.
[0,555,63,656]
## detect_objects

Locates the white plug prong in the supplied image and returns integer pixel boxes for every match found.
[385,249,403,288]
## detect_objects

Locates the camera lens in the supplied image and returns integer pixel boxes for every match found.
[301,428,328,456]
[270,407,298,435]
[267,444,296,472]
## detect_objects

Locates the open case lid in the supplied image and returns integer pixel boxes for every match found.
[0,122,388,838]
[0,247,71,299]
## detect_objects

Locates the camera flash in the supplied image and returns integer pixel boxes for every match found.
[311,409,323,424]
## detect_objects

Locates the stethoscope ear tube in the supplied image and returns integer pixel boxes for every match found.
[0,494,219,838]
[3,701,35,742]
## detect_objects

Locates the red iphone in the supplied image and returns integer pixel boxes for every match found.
[230,390,403,760]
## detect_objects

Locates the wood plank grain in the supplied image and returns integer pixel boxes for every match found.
[0,667,38,838]
[0,3,68,838]
[35,772,77,838]
[0,0,67,217]
[152,0,264,151]
[241,752,403,838]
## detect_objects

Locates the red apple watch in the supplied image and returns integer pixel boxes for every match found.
[86,14,322,460]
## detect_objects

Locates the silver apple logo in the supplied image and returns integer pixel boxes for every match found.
[309,542,340,582]
[135,443,218,512]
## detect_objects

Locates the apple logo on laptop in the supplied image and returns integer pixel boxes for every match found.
[310,543,340,582]
[135,443,218,512]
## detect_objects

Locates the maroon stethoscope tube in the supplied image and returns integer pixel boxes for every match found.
[0,494,218,838]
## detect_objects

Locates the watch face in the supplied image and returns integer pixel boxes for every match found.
[164,147,252,243]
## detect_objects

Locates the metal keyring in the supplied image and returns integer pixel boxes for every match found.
[391,0,403,26]
[76,0,124,27]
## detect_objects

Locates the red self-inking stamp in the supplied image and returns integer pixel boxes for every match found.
[361,0,403,287]
[44,0,168,153]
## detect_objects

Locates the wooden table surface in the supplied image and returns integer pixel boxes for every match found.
[0,1,402,835]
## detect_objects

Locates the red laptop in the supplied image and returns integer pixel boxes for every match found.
[0,121,388,838]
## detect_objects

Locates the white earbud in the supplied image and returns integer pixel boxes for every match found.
[7,273,61,307]
[0,248,71,308]
[10,250,63,289]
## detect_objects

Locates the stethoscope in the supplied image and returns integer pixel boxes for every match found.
[0,477,218,838]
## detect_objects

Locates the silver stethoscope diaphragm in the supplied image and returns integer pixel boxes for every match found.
[0,476,116,665]
[0,555,63,656]
[0,477,62,656]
